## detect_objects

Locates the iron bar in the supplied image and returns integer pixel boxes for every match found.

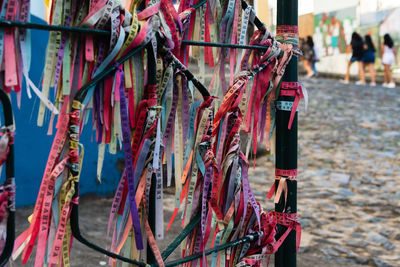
[182,40,267,50]
[0,1,270,265]
[0,19,109,35]
[275,0,298,267]
[241,0,266,31]
[161,213,201,261]
[162,232,260,267]
[0,88,15,266]
[0,20,268,51]
[193,0,207,9]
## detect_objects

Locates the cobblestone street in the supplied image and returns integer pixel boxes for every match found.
[299,77,400,266]
[249,77,400,266]
[15,77,400,266]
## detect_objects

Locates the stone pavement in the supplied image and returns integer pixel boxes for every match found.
[298,77,400,267]
[14,77,400,266]
[248,76,400,266]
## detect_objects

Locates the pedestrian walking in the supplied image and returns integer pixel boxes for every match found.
[343,32,366,85]
[363,34,376,86]
[302,36,316,78]
[381,33,397,88]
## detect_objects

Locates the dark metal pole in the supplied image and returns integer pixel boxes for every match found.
[0,19,110,35]
[275,0,298,267]
[181,40,268,50]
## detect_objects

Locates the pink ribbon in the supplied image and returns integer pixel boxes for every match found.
[279,82,305,130]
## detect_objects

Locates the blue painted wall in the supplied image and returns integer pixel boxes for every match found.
[10,16,122,207]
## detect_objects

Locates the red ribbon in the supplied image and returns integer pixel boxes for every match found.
[275,168,297,177]
[279,82,304,130]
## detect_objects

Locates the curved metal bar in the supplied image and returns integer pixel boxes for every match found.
[164,232,260,267]
[73,42,148,102]
[193,0,207,10]
[161,213,201,261]
[70,200,148,266]
[69,38,211,264]
[69,44,152,266]
[160,47,210,98]
[0,88,15,266]
[0,2,267,264]
[182,40,268,50]
[241,0,266,32]
[0,19,109,35]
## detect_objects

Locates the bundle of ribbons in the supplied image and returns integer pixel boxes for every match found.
[173,29,302,267]
[176,0,300,98]
[0,126,15,253]
[0,0,31,105]
[7,0,306,266]
[11,0,182,265]
[176,0,258,92]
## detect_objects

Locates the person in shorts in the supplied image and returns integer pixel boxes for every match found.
[362,34,376,86]
[343,32,366,85]
[381,33,397,88]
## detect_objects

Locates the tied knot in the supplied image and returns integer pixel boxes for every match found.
[279,82,308,129]
[234,70,252,80]
[203,95,218,107]
[68,150,79,163]
[260,38,272,47]
[70,197,79,205]
[267,169,297,209]
[112,62,124,79]
[68,175,79,182]
[69,110,81,126]
[112,62,122,70]
[0,128,14,166]
[7,130,14,145]
[215,218,229,227]
[203,158,213,168]
[296,85,304,99]
[271,211,302,253]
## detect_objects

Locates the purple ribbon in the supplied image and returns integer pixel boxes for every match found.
[223,157,237,214]
[240,152,261,231]
[181,75,190,145]
[201,166,212,238]
[117,67,143,249]
[162,76,179,145]
[53,0,77,93]
[95,83,104,144]
[133,139,151,189]
[259,99,268,143]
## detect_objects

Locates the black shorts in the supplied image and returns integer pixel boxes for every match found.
[350,56,363,62]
